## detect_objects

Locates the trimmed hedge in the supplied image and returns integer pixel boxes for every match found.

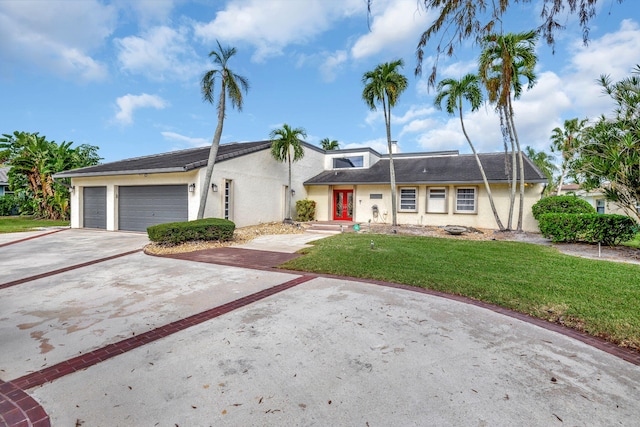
[532,195,595,220]
[538,213,637,246]
[0,194,20,216]
[295,199,316,222]
[147,218,235,245]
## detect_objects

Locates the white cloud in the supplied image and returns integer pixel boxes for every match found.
[0,0,115,80]
[193,0,362,62]
[116,0,177,27]
[351,0,433,60]
[115,26,203,81]
[114,94,169,126]
[161,131,209,147]
[320,50,348,82]
[341,137,390,154]
[561,19,640,119]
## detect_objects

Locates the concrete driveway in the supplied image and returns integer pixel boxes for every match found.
[1,229,640,426]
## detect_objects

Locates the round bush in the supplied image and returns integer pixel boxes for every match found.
[532,195,595,220]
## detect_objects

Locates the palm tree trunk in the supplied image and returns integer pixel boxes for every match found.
[508,99,525,232]
[500,106,515,230]
[556,165,567,196]
[384,98,397,226]
[459,106,505,231]
[197,80,226,219]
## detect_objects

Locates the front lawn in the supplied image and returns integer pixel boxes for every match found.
[623,233,640,249]
[0,216,69,233]
[280,233,640,351]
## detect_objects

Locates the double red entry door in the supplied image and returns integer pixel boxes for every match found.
[333,190,353,221]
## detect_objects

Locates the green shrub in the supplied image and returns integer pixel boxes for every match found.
[295,199,316,222]
[532,195,595,220]
[147,218,235,245]
[538,213,637,246]
[0,194,20,216]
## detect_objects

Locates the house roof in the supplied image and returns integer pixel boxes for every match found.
[304,152,547,185]
[54,140,313,178]
[0,167,9,185]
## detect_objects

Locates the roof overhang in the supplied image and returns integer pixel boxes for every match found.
[53,167,191,179]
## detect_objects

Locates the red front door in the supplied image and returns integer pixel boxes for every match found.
[333,190,353,220]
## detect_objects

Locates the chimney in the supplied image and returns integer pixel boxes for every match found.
[391,140,398,154]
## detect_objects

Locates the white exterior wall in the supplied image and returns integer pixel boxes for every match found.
[69,147,326,230]
[309,183,544,232]
[200,147,325,227]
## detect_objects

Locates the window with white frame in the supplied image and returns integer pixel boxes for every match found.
[596,198,605,214]
[427,187,447,213]
[455,187,477,213]
[399,187,417,211]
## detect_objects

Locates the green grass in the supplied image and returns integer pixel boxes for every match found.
[0,216,69,233]
[623,233,640,249]
[281,233,640,350]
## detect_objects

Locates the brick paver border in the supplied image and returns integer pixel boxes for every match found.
[0,380,49,427]
[9,274,315,390]
[0,250,142,290]
[0,229,66,249]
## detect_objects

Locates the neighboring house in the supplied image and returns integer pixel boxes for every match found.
[54,141,547,232]
[0,167,10,197]
[559,184,634,215]
[306,148,546,232]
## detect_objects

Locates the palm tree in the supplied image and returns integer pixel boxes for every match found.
[270,124,306,223]
[197,41,250,219]
[362,59,408,226]
[435,74,505,230]
[320,138,340,150]
[479,30,538,231]
[524,146,557,196]
[550,117,587,195]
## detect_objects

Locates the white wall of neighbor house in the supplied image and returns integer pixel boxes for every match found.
[308,183,544,232]
[69,171,200,230]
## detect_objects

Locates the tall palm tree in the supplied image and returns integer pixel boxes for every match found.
[479,30,538,231]
[270,124,306,223]
[362,59,408,226]
[524,146,557,196]
[320,138,340,150]
[197,41,250,219]
[435,74,505,230]
[550,117,587,195]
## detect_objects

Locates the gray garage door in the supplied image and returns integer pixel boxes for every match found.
[118,185,188,232]
[83,186,107,229]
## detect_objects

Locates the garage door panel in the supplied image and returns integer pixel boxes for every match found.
[83,186,107,229]
[118,185,188,232]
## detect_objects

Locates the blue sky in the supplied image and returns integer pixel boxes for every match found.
[1,0,639,163]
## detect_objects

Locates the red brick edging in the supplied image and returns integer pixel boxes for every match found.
[0,229,66,249]
[0,380,49,427]
[9,274,315,390]
[0,250,142,290]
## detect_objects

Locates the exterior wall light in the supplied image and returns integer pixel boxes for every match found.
[211,183,218,192]
[188,183,196,192]
[291,189,295,196]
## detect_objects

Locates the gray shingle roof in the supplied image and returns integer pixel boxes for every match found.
[304,152,547,185]
[54,141,275,178]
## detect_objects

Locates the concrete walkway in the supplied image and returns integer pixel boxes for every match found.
[1,230,640,426]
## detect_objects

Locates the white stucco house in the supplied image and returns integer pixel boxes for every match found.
[559,184,639,217]
[54,141,547,232]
